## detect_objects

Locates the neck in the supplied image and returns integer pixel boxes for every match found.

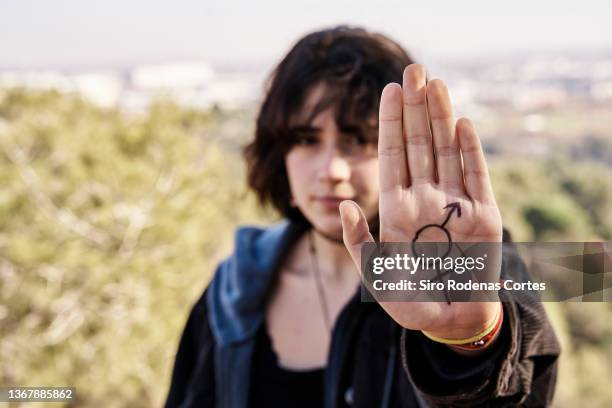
[309,228,358,282]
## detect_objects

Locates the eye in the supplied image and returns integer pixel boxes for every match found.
[341,131,371,148]
[295,134,318,146]
[341,125,375,147]
[346,133,367,146]
[290,130,319,146]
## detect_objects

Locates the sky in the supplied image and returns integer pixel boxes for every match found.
[1,0,611,70]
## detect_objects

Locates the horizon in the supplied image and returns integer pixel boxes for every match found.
[1,48,611,73]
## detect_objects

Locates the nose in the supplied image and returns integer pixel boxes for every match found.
[317,144,351,183]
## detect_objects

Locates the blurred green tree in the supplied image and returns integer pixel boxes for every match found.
[0,88,271,407]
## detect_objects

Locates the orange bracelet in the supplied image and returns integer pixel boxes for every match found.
[451,306,504,351]
[421,303,504,349]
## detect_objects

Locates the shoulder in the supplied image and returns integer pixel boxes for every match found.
[214,219,308,275]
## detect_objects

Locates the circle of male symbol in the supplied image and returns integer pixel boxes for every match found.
[411,202,461,259]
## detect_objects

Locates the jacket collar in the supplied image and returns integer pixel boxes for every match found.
[206,220,309,345]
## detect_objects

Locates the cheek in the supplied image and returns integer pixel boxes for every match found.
[352,159,379,201]
[285,152,308,195]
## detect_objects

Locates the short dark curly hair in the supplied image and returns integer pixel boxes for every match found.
[244,26,414,223]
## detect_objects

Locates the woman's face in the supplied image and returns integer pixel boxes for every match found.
[285,83,380,240]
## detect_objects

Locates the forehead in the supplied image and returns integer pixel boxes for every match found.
[290,82,329,125]
[290,81,377,128]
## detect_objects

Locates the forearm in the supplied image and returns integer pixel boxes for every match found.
[400,299,560,406]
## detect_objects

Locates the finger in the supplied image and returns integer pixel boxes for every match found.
[379,83,409,193]
[456,118,496,204]
[339,200,375,274]
[402,64,434,184]
[426,80,464,193]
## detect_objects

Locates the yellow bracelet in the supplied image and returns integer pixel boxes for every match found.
[421,303,502,345]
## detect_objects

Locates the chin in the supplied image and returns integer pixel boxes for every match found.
[312,215,344,240]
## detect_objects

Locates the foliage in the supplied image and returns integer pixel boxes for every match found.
[489,158,612,241]
[0,88,271,407]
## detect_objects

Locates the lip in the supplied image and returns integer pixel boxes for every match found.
[314,196,352,209]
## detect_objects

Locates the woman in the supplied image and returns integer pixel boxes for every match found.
[165,26,560,407]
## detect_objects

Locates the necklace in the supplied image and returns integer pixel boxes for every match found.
[308,230,332,333]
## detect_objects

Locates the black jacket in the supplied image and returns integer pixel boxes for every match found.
[164,221,560,407]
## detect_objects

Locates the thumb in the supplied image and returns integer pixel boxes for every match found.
[339,200,375,274]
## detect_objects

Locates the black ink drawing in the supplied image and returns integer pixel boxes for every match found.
[411,202,462,304]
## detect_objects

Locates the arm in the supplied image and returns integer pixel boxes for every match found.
[337,63,560,405]
[164,289,216,408]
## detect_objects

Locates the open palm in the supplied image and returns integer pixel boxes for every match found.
[339,64,502,340]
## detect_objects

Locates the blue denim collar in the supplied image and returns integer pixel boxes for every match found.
[206,220,308,345]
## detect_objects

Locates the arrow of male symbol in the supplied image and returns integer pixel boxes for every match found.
[412,202,462,244]
[411,202,462,304]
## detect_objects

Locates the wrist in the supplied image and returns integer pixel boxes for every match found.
[421,302,502,347]
[447,319,503,355]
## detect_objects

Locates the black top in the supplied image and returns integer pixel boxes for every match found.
[249,323,325,407]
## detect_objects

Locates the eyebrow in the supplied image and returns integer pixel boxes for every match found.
[288,125,320,133]
[288,124,376,135]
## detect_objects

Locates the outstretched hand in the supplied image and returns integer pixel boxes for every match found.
[339,64,502,341]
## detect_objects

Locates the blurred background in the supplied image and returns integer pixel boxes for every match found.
[1,0,611,406]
